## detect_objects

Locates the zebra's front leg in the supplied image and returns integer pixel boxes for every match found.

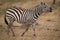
[32,23,36,36]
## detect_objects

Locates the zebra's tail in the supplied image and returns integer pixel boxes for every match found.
[4,15,8,25]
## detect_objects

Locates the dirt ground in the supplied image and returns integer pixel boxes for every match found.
[0,0,60,40]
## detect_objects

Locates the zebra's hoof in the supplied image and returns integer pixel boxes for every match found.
[33,34,36,36]
[21,34,24,36]
[21,35,24,36]
[13,34,15,37]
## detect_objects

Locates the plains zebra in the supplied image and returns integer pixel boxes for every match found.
[4,2,52,36]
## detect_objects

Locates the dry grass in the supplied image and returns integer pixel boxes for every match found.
[0,0,60,40]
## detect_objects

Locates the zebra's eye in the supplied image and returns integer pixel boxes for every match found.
[44,7,46,8]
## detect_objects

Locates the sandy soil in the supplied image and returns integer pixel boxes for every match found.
[0,0,60,40]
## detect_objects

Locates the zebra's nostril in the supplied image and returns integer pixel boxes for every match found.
[50,7,52,12]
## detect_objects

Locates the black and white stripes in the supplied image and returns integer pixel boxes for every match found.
[4,2,52,36]
[6,7,40,24]
[6,7,23,22]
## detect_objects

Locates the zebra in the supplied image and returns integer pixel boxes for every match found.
[4,2,52,36]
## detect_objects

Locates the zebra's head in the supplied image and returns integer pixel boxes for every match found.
[40,2,52,12]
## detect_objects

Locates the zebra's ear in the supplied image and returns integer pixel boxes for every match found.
[41,2,45,5]
[41,2,43,4]
[44,3,45,5]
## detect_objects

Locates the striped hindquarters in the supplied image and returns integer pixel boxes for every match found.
[6,7,23,22]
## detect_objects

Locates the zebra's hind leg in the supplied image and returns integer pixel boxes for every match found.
[7,24,10,36]
[7,18,15,36]
[21,24,29,36]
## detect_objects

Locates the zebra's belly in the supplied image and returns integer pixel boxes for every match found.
[17,19,34,24]
[17,20,27,24]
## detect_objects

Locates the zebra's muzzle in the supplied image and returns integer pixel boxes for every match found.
[50,7,52,12]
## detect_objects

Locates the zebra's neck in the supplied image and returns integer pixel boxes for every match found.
[33,6,43,19]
